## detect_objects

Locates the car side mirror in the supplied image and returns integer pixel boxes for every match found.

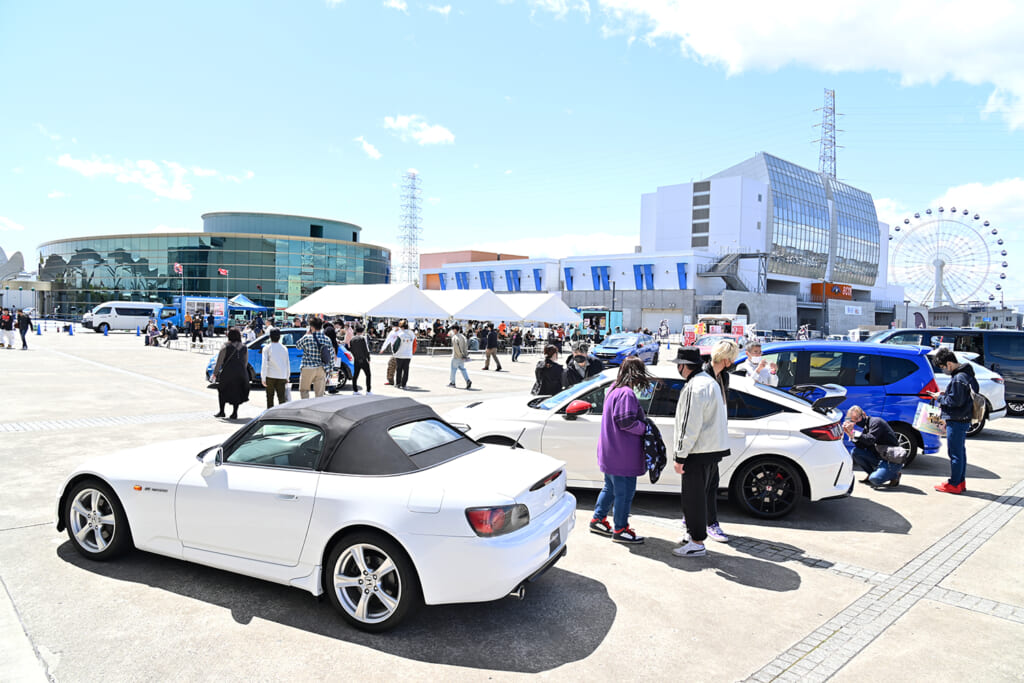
[637,343,643,348]
[563,400,593,420]
[201,447,223,477]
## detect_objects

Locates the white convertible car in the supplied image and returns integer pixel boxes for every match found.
[56,395,575,632]
[445,369,854,519]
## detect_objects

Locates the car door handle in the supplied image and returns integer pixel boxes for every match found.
[277,491,299,501]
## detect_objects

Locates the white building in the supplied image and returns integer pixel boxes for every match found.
[421,152,904,333]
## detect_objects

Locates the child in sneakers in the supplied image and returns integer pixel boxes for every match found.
[589,358,652,544]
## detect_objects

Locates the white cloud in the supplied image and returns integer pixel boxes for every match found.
[12,168,23,174]
[354,135,383,159]
[428,4,452,18]
[245,170,256,180]
[57,154,193,200]
[34,123,60,141]
[383,0,407,11]
[325,0,344,5]
[192,166,219,177]
[0,216,26,232]
[47,190,67,199]
[384,114,455,145]
[427,197,441,204]
[226,175,241,183]
[529,0,591,20]
[531,0,1024,129]
[504,169,513,174]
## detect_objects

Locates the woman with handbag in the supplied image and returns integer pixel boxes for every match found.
[532,344,564,396]
[212,327,250,419]
[589,357,652,544]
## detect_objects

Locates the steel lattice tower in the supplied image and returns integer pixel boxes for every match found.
[815,88,839,178]
[397,170,422,285]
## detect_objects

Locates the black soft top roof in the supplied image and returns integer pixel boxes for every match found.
[260,395,474,475]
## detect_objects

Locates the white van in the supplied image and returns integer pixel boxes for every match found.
[82,302,172,333]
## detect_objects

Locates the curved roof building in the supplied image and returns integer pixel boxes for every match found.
[39,212,390,316]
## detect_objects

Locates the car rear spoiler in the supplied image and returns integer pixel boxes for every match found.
[787,384,848,414]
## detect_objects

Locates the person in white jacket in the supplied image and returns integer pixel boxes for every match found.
[671,339,740,558]
[392,320,417,389]
[260,328,291,408]
[740,341,778,386]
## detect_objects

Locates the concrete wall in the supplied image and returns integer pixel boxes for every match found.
[562,289,696,332]
[720,291,797,331]
[826,299,876,335]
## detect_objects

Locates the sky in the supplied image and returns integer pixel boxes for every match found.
[2,0,1023,304]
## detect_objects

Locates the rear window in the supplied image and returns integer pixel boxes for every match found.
[987,334,1024,361]
[388,419,463,457]
[728,389,787,419]
[885,332,924,345]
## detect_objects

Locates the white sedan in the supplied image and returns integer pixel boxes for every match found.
[56,395,575,632]
[445,369,854,519]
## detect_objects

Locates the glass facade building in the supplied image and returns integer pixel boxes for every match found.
[38,213,390,316]
[827,178,880,286]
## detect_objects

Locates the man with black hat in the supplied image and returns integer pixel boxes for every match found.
[671,341,737,558]
[563,340,604,388]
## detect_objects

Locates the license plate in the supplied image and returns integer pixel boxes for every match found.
[549,528,561,555]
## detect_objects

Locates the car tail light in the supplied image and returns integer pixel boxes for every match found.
[530,469,564,492]
[465,504,530,537]
[343,348,353,362]
[919,378,940,401]
[993,377,1004,384]
[801,422,843,441]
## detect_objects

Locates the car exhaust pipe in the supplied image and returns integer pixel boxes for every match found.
[508,583,526,600]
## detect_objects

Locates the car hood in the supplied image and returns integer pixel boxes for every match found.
[445,396,540,424]
[68,435,225,487]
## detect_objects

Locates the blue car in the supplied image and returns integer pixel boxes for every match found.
[736,341,941,465]
[206,328,355,390]
[592,332,660,366]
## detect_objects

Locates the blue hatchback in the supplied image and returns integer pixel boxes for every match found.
[591,332,661,365]
[206,328,355,389]
[737,341,941,464]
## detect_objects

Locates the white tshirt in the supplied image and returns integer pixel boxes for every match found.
[261,342,290,381]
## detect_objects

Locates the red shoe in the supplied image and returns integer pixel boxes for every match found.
[934,482,964,494]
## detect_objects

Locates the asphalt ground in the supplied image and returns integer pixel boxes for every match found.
[2,329,1023,682]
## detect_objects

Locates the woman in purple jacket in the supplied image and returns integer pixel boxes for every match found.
[589,357,652,544]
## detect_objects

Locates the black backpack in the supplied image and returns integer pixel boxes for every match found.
[643,418,668,484]
[319,341,333,366]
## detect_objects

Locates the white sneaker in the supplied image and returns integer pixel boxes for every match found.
[672,541,707,558]
[706,523,730,543]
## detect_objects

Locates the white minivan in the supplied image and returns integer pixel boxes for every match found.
[82,302,171,333]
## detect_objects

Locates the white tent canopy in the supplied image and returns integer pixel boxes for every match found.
[285,283,449,318]
[497,293,578,324]
[422,289,520,322]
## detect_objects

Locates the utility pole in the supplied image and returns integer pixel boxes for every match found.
[397,170,422,286]
[814,88,841,178]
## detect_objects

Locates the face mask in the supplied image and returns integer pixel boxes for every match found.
[748,354,761,362]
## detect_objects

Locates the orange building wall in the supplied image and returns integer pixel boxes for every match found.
[420,250,529,269]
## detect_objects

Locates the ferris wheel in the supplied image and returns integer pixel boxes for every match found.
[889,207,1008,307]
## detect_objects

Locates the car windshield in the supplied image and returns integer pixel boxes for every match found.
[602,334,638,347]
[864,330,891,343]
[536,374,607,410]
[696,334,735,346]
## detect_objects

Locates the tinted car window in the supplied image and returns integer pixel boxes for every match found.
[988,334,1024,360]
[762,351,799,388]
[577,382,611,415]
[882,356,920,384]
[648,379,684,417]
[388,419,463,456]
[953,334,984,357]
[807,351,873,386]
[728,389,785,419]
[227,422,322,469]
[94,307,112,315]
[887,332,924,345]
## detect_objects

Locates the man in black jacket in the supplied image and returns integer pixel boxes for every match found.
[928,347,979,494]
[349,323,372,394]
[563,341,603,387]
[483,324,503,371]
[843,405,903,488]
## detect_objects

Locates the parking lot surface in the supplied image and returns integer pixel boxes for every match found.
[2,330,1023,681]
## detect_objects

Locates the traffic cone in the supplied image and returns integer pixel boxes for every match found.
[104,327,109,336]
[136,325,141,336]
[68,324,74,336]
[36,324,41,335]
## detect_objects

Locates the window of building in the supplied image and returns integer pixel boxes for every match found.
[692,222,709,234]
[693,195,710,207]
[309,225,324,238]
[693,181,711,193]
[692,235,709,248]
[693,208,710,220]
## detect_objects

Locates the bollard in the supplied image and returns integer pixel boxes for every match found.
[36,324,41,335]
[136,325,141,336]
[104,326,109,336]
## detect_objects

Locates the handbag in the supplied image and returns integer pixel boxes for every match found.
[643,418,668,484]
[912,402,944,436]
[876,444,909,465]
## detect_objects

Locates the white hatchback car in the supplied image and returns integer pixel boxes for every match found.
[445,369,854,519]
[56,395,575,632]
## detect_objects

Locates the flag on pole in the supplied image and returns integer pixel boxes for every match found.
[218,268,229,276]
[173,262,183,274]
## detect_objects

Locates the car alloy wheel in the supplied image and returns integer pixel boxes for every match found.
[98,323,109,334]
[731,457,803,519]
[966,408,987,437]
[891,425,919,467]
[337,365,350,390]
[326,533,419,632]
[65,480,131,560]
[1007,400,1024,416]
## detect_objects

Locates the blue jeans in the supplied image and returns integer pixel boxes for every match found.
[449,357,470,385]
[512,345,521,361]
[851,446,902,485]
[593,474,638,532]
[945,420,969,486]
